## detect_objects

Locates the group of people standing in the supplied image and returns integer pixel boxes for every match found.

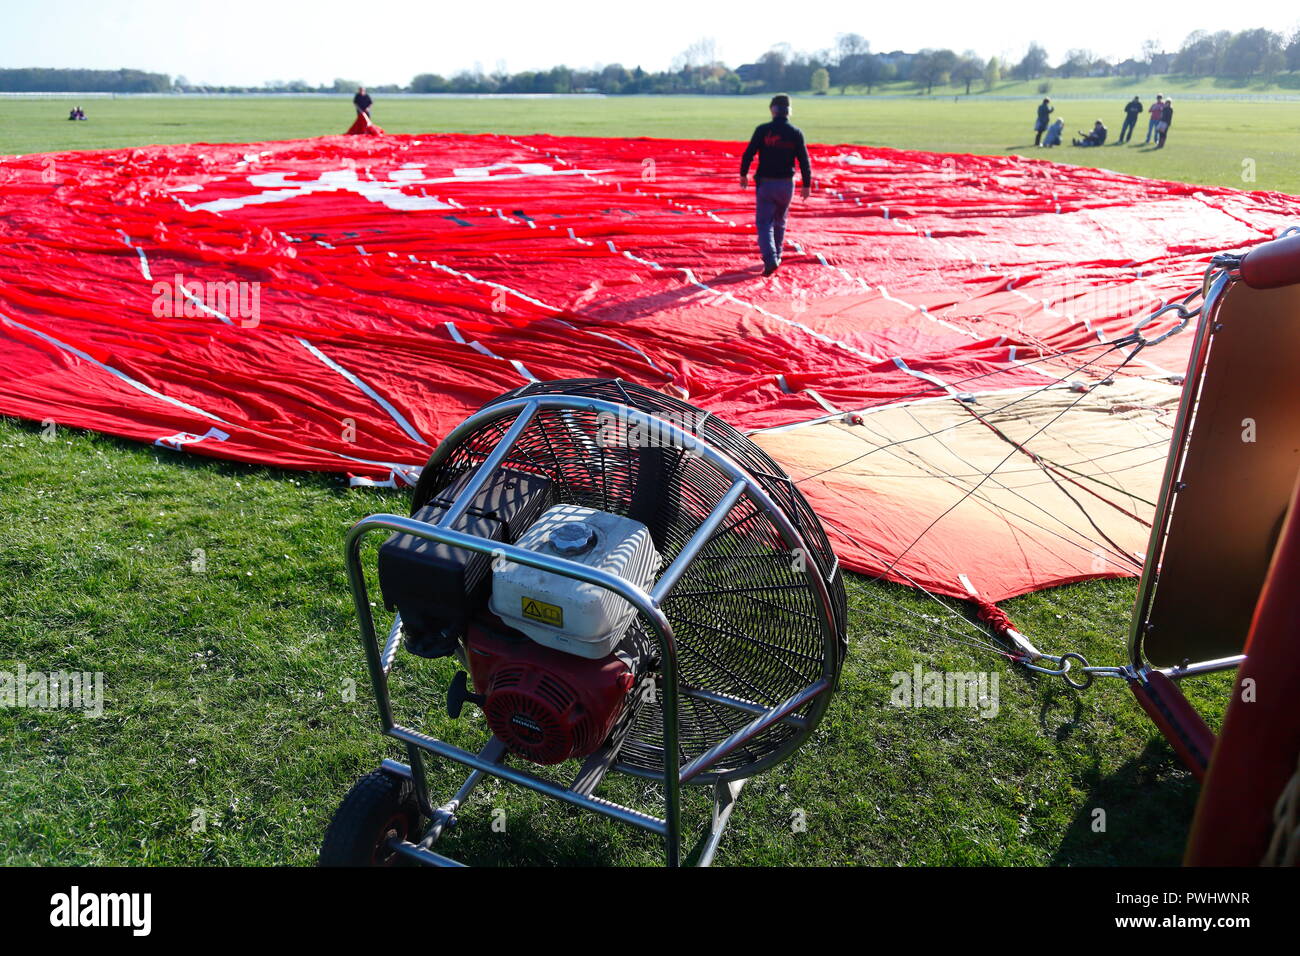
[1122,94,1175,148]
[1033,94,1175,150]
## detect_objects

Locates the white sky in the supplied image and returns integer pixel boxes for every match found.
[3,0,1296,87]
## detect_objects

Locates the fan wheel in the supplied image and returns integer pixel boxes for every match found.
[320,770,421,867]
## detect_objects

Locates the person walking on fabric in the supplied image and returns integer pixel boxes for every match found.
[740,94,812,276]
[1118,96,1142,144]
[1033,97,1053,146]
[353,86,373,117]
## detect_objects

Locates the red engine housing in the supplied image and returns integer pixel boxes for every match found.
[466,618,636,765]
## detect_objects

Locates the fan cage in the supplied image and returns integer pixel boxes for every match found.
[412,379,847,781]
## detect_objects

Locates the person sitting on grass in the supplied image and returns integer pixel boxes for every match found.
[1042,117,1065,147]
[1072,119,1107,147]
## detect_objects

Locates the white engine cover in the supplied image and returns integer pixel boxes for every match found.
[490,504,660,659]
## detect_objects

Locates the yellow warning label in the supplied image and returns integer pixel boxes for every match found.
[521,597,563,628]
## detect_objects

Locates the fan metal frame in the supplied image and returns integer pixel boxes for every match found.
[341,388,844,866]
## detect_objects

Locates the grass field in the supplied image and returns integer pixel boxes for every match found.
[0,93,1259,866]
[2,88,1299,195]
[865,71,1300,96]
[0,419,1229,866]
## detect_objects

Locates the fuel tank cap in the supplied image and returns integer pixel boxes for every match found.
[549,521,597,555]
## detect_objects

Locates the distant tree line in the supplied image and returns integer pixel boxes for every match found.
[0,68,170,93]
[1003,28,1300,83]
[1170,28,1297,78]
[398,26,1300,96]
[5,27,1300,96]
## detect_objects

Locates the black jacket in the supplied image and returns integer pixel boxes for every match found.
[353,93,373,113]
[741,118,812,186]
[1124,100,1143,117]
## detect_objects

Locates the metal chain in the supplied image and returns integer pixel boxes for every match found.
[1121,256,1240,349]
[979,230,1297,688]
[1008,252,1255,690]
[1015,651,1131,690]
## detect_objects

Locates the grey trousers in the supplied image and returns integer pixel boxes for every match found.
[755,179,794,267]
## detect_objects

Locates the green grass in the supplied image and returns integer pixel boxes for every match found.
[856,71,1300,97]
[0,417,1231,866]
[2,90,1298,194]
[0,94,1253,866]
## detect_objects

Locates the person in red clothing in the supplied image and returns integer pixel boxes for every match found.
[1143,94,1164,144]
[739,94,813,276]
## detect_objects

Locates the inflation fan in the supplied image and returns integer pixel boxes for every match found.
[321,379,847,867]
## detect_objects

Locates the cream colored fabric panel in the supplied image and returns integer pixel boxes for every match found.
[755,379,1180,597]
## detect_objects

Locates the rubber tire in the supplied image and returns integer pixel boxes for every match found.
[319,770,422,867]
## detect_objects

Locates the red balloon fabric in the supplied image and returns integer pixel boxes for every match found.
[345,113,384,136]
[1,132,1297,601]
